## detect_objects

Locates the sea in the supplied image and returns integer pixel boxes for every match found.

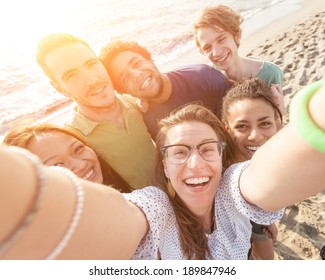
[0,0,297,136]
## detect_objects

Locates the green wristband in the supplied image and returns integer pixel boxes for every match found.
[290,80,325,153]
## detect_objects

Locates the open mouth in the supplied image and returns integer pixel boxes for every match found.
[89,85,106,96]
[246,145,260,152]
[82,168,95,181]
[141,76,151,90]
[215,52,229,63]
[184,176,211,188]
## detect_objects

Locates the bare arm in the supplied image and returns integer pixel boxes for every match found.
[240,82,325,211]
[0,147,148,259]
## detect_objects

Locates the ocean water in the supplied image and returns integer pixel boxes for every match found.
[0,0,284,134]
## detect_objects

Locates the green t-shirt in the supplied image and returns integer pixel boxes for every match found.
[65,95,155,190]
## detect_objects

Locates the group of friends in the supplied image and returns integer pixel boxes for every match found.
[1,5,325,260]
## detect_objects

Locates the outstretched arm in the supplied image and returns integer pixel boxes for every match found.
[0,146,148,259]
[240,81,325,211]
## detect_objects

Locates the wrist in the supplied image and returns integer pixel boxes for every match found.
[290,80,325,153]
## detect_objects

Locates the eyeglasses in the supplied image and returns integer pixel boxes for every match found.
[160,141,226,165]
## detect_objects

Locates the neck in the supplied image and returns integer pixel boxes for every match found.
[152,73,172,103]
[77,99,124,126]
[193,203,215,234]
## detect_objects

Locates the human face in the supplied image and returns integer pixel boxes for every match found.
[108,51,163,100]
[225,99,278,160]
[162,121,223,214]
[45,42,116,109]
[196,27,240,72]
[27,132,103,183]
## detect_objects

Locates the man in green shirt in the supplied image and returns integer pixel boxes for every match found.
[36,33,155,190]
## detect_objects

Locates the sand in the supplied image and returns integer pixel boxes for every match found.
[161,0,325,260]
[245,9,325,261]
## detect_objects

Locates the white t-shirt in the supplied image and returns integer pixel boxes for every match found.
[123,162,284,259]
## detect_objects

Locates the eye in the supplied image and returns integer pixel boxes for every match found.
[218,37,226,43]
[169,146,189,159]
[234,124,248,130]
[64,71,77,81]
[52,162,64,167]
[260,121,272,128]
[202,46,211,54]
[86,59,98,68]
[74,144,85,154]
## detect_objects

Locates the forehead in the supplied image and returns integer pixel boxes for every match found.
[44,42,96,78]
[197,27,226,44]
[27,132,77,159]
[227,99,275,121]
[164,121,219,145]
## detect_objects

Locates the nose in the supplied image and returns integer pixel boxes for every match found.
[211,43,221,58]
[128,68,142,82]
[82,69,98,85]
[186,149,205,170]
[247,128,264,141]
[69,157,87,174]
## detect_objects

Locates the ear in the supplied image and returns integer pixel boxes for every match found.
[224,123,231,134]
[163,160,169,178]
[50,80,70,97]
[235,30,242,46]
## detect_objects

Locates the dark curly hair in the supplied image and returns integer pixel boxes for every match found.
[222,78,283,124]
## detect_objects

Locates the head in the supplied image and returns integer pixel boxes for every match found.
[36,33,116,109]
[3,123,103,184]
[155,103,235,206]
[222,78,282,161]
[99,40,164,100]
[153,103,235,259]
[194,5,243,70]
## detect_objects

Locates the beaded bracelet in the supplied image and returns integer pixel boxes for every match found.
[0,147,46,257]
[0,147,84,259]
[45,166,84,260]
[290,80,325,153]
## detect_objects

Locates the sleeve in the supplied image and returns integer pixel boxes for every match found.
[123,187,171,259]
[260,61,284,87]
[222,162,284,225]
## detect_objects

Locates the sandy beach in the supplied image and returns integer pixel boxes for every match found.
[2,0,324,260]
[161,0,325,260]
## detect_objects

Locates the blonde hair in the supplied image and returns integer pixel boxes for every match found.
[153,103,236,259]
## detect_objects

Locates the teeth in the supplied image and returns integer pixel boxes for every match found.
[185,177,209,185]
[216,53,228,62]
[91,86,104,95]
[83,169,94,180]
[246,146,259,151]
[141,77,151,90]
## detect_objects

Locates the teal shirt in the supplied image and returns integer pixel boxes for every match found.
[256,60,284,87]
[65,95,155,190]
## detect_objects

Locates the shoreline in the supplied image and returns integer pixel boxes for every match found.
[1,0,322,137]
[159,0,322,71]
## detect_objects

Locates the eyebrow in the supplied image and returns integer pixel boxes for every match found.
[234,116,272,123]
[61,58,97,80]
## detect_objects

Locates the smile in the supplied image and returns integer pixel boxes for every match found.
[90,85,106,96]
[82,168,95,180]
[184,176,210,188]
[215,52,229,63]
[141,76,151,90]
[246,145,260,152]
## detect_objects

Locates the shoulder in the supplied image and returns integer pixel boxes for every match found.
[257,60,284,86]
[123,186,170,210]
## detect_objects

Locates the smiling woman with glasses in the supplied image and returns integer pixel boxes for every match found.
[123,103,284,260]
